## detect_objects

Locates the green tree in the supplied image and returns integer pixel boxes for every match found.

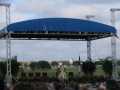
[0,62,6,79]
[0,56,20,79]
[51,61,58,67]
[81,61,96,76]
[102,60,113,77]
[73,61,80,66]
[95,59,104,65]
[11,59,20,77]
[30,62,37,70]
[38,61,51,69]
[30,61,51,70]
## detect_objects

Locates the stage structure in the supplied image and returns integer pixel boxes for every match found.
[0,18,118,82]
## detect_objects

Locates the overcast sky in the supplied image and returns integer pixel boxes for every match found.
[0,0,120,61]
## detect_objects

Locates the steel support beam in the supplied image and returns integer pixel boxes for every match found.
[87,40,92,61]
[85,15,94,61]
[5,5,12,88]
[110,9,118,80]
[111,34,118,79]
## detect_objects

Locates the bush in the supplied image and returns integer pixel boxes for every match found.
[14,83,34,90]
[30,61,51,70]
[102,60,113,77]
[81,61,96,76]
[0,80,5,90]
[106,79,120,90]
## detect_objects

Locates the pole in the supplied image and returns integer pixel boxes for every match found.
[5,5,12,88]
[87,40,91,61]
[78,56,81,73]
[110,9,118,80]
[86,15,94,61]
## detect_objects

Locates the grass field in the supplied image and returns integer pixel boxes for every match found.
[19,65,110,78]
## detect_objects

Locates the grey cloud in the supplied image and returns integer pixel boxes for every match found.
[67,0,120,4]
[10,0,120,24]
[0,39,116,61]
[1,35,120,61]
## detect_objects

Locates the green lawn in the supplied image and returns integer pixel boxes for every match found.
[20,65,120,78]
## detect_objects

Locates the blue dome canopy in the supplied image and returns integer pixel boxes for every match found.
[7,18,116,33]
[0,18,116,40]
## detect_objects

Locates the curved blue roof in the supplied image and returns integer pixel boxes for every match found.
[7,18,116,33]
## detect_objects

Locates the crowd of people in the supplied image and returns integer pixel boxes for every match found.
[12,66,120,90]
[12,79,120,90]
[1,63,120,90]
